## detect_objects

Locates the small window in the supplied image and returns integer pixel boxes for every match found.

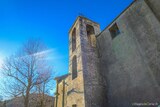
[109,23,120,39]
[72,56,77,80]
[72,104,77,107]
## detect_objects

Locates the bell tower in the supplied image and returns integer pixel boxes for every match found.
[68,16,106,107]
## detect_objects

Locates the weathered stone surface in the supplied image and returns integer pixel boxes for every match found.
[97,0,160,106]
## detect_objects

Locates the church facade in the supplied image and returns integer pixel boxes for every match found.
[54,0,160,107]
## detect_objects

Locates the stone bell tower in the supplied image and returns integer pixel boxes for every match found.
[68,16,106,107]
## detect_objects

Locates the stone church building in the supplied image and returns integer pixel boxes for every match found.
[54,0,160,107]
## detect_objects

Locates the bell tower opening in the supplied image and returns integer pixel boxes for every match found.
[72,55,77,80]
[72,28,76,52]
[86,24,96,47]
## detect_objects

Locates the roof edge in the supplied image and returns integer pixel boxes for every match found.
[96,0,136,38]
[54,73,70,81]
[68,16,100,34]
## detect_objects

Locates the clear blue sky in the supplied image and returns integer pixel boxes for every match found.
[0,0,133,77]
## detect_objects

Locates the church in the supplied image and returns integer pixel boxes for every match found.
[54,0,160,107]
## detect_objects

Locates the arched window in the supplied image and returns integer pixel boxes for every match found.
[72,28,76,52]
[72,55,77,80]
[86,25,96,47]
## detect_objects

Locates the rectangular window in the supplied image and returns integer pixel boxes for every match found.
[72,104,77,107]
[109,23,120,39]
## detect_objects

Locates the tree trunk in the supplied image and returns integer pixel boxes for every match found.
[24,93,29,107]
[24,85,30,107]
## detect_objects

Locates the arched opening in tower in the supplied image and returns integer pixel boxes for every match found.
[72,55,77,80]
[86,24,96,47]
[72,28,76,52]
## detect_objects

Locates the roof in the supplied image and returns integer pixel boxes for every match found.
[54,74,70,82]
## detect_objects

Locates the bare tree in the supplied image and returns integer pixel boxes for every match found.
[30,66,54,107]
[35,74,53,107]
[1,39,53,107]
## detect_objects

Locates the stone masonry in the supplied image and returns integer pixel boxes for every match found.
[54,0,160,107]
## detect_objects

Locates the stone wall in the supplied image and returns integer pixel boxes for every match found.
[67,17,86,107]
[54,0,160,107]
[79,17,107,107]
[67,16,107,107]
[55,74,85,107]
[145,0,160,22]
[96,0,160,106]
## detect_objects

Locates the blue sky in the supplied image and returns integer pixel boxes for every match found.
[0,0,133,77]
